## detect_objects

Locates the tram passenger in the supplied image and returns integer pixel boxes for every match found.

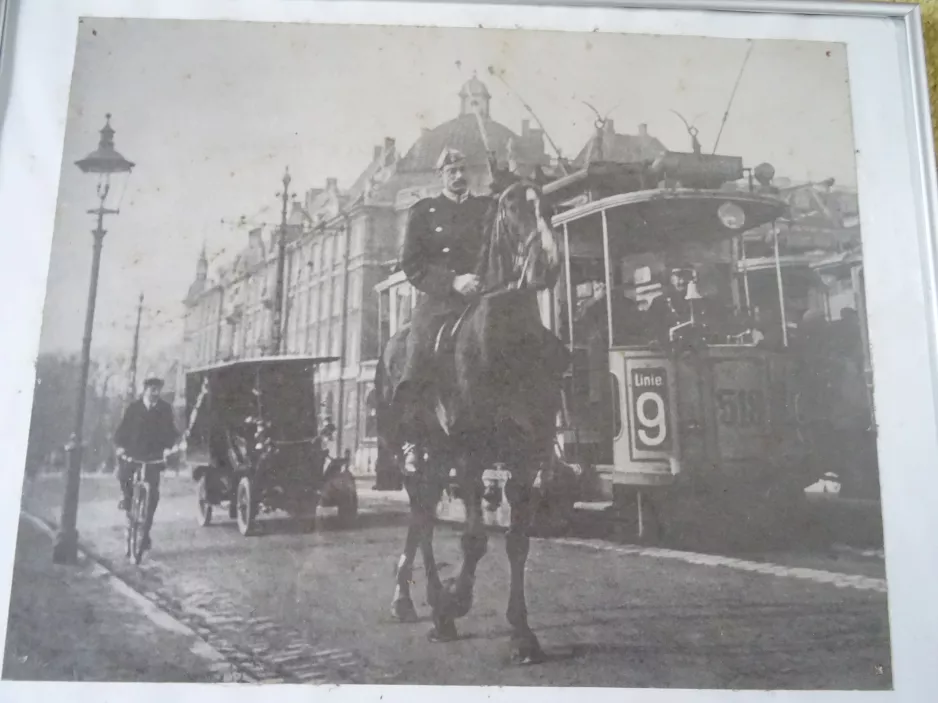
[645,268,694,346]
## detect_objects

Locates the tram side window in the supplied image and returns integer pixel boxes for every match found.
[569,258,608,347]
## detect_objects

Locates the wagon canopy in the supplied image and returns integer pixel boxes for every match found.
[184,355,339,448]
[552,189,789,258]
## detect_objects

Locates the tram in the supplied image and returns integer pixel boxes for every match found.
[538,152,825,543]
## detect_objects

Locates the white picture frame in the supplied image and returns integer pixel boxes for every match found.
[0,0,936,701]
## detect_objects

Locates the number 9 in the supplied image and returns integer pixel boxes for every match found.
[636,391,667,446]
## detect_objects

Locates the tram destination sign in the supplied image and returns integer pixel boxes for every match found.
[629,366,673,453]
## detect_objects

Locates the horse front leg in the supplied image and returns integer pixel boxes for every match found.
[504,470,545,664]
[429,466,487,642]
[391,511,420,622]
[391,474,430,622]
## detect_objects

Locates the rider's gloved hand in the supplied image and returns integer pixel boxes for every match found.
[453,273,481,296]
[115,447,126,459]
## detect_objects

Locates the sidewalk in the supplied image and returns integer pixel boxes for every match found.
[2,516,236,683]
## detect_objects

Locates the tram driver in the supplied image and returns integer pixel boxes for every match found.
[646,267,696,345]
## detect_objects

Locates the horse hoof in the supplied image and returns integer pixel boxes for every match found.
[510,634,546,665]
[427,619,458,642]
[438,578,473,619]
[390,598,419,623]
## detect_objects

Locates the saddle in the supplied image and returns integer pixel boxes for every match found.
[433,304,475,358]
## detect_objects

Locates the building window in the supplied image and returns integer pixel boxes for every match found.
[348,269,362,311]
[346,324,359,367]
[335,229,347,264]
[332,277,343,316]
[379,289,390,351]
[351,218,366,258]
[323,235,333,270]
[312,242,321,273]
[319,324,329,357]
[325,391,335,424]
[331,318,342,358]
[306,323,317,354]
[364,388,377,439]
[344,388,356,429]
[320,282,330,321]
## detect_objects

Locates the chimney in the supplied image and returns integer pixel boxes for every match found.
[521,119,530,136]
[326,177,338,191]
[373,145,382,160]
[638,123,648,137]
[384,137,396,152]
[604,119,615,134]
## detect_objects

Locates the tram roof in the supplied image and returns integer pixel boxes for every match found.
[550,188,788,257]
[185,354,340,377]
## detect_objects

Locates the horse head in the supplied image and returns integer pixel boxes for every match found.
[477,180,561,294]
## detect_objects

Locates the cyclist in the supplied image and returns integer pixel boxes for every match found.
[114,376,179,551]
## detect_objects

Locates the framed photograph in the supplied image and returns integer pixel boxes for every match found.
[1,0,937,701]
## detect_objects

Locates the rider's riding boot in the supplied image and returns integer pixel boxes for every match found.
[402,443,423,475]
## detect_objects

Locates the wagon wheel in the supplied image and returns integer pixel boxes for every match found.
[236,475,258,536]
[196,475,213,527]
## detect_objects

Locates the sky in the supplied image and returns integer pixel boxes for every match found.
[37,18,857,357]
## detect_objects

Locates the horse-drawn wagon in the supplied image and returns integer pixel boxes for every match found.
[182,355,358,536]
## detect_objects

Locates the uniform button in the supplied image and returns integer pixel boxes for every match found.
[442,247,450,253]
[429,208,436,213]
[435,226,443,232]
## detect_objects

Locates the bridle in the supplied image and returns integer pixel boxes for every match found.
[481,182,550,297]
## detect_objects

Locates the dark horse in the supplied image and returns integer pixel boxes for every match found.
[374,180,570,664]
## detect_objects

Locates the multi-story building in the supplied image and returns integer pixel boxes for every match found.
[181,76,563,473]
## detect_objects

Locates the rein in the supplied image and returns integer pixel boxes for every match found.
[443,184,551,339]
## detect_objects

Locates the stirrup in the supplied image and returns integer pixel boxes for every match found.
[402,443,423,475]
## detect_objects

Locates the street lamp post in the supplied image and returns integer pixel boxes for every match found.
[270,167,293,356]
[52,114,135,565]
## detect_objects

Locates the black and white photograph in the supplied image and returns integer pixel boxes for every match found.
[0,4,917,694]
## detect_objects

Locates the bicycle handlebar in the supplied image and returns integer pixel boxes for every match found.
[120,457,168,469]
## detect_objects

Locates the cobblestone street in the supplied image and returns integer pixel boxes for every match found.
[7,473,893,689]
[3,515,235,683]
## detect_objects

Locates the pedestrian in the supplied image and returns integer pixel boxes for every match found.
[394,147,497,474]
[113,376,179,551]
[312,420,336,475]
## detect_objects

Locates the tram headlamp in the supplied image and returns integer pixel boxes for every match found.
[718,201,746,230]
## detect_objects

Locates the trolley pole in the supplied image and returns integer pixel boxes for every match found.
[127,292,143,400]
[271,167,291,356]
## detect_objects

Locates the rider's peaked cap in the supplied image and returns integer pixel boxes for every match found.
[436,147,467,171]
[143,377,164,389]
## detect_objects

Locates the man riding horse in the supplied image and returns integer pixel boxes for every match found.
[394,147,516,474]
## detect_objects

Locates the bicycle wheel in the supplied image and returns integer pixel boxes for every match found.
[131,484,150,565]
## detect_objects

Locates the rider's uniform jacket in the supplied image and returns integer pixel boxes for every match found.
[114,398,178,462]
[400,191,493,319]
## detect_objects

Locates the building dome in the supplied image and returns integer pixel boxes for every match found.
[396,75,546,174]
[397,114,521,173]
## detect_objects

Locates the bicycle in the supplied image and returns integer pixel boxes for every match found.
[121,456,166,565]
